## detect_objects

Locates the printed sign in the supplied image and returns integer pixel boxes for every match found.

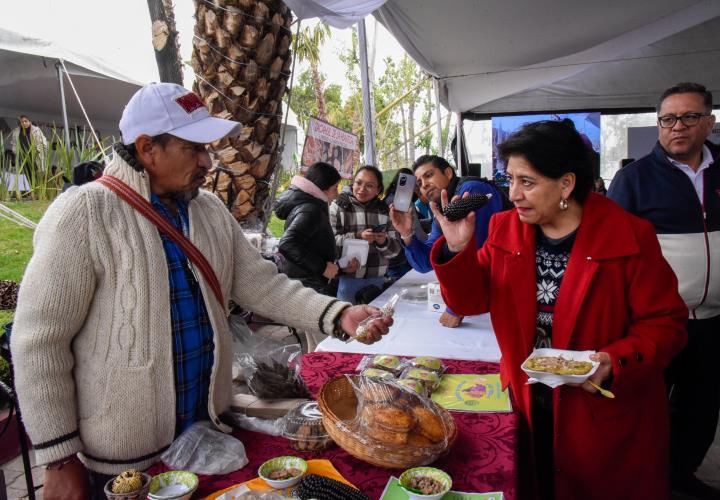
[301,117,358,179]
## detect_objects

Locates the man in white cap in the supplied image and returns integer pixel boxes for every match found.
[11,83,391,499]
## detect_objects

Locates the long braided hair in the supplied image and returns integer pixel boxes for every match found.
[113,133,173,173]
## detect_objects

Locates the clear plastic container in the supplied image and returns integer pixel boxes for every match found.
[279,401,334,452]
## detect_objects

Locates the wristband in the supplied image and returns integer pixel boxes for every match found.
[45,455,79,470]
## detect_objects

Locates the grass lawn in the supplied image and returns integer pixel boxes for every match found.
[0,200,48,326]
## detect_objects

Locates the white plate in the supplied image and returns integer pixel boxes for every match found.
[521,348,599,388]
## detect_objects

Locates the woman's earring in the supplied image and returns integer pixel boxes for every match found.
[559,198,568,211]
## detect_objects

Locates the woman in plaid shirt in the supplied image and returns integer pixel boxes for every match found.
[330,166,402,303]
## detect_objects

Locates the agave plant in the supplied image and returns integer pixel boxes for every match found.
[0,126,111,202]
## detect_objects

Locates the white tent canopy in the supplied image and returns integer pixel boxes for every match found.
[0,27,142,135]
[286,0,720,116]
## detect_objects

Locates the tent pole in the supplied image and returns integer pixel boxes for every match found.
[358,18,376,166]
[455,112,463,175]
[55,62,71,147]
[433,77,443,155]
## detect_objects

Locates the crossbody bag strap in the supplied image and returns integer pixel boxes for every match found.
[96,175,225,306]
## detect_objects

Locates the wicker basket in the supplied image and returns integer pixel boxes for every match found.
[317,376,457,469]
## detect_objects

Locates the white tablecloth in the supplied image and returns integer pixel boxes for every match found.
[316,270,501,361]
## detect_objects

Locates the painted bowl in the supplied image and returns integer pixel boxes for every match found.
[147,471,199,500]
[258,456,307,489]
[399,467,452,500]
[103,471,151,500]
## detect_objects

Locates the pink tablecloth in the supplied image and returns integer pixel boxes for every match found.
[148,352,519,500]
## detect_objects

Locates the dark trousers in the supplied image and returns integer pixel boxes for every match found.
[88,470,115,500]
[532,384,555,500]
[666,314,720,480]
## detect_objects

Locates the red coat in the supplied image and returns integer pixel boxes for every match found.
[431,194,687,500]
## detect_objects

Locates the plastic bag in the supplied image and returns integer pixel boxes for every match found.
[342,375,452,452]
[228,314,309,399]
[161,422,249,475]
[222,411,284,437]
[356,354,403,376]
[346,293,400,343]
[246,344,310,399]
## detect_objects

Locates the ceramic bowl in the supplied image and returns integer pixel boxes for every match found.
[258,456,307,489]
[147,471,199,500]
[399,467,452,500]
[521,348,600,386]
[103,472,151,500]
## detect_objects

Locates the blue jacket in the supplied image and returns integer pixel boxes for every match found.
[608,140,720,319]
[404,177,505,273]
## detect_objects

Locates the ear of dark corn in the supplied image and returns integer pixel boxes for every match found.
[293,474,372,500]
[442,194,491,221]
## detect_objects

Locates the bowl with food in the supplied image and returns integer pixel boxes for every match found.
[103,469,151,500]
[258,456,307,489]
[522,348,600,387]
[147,471,198,500]
[399,467,452,499]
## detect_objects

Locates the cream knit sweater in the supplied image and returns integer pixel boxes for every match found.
[11,152,348,474]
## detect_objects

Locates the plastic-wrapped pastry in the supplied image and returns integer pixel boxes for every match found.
[409,356,446,374]
[396,378,427,396]
[401,367,441,391]
[360,368,395,380]
[410,404,446,443]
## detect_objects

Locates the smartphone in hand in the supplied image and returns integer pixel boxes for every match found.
[371,223,387,233]
[393,173,416,212]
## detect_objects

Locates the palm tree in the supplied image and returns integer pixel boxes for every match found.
[191,0,294,225]
[294,22,331,121]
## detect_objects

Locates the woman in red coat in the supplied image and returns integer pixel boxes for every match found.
[431,120,687,500]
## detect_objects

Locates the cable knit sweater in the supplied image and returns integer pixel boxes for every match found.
[10,152,348,474]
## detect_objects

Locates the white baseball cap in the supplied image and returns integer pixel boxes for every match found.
[119,82,242,145]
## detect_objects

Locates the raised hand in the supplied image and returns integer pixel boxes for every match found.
[429,190,476,252]
[389,204,413,238]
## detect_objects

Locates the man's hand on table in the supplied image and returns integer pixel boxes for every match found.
[43,456,89,500]
[440,310,463,328]
[339,305,393,344]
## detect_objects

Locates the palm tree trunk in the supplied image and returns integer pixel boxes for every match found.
[192,0,293,225]
[310,61,328,121]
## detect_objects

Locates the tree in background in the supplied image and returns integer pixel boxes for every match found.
[294,22,331,121]
[191,0,293,225]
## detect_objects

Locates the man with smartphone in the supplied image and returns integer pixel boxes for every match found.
[390,155,505,327]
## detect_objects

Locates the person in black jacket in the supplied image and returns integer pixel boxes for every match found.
[274,162,356,294]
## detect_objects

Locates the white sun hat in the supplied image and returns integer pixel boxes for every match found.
[119,82,242,145]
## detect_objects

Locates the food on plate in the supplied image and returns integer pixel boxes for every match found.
[267,467,302,480]
[410,405,446,443]
[111,469,143,494]
[410,356,443,372]
[407,474,445,495]
[360,368,395,380]
[371,354,401,371]
[524,356,593,375]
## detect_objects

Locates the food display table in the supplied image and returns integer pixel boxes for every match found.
[148,352,519,499]
[316,271,502,361]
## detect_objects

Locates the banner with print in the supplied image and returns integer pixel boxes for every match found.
[301,117,358,179]
[491,112,601,186]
